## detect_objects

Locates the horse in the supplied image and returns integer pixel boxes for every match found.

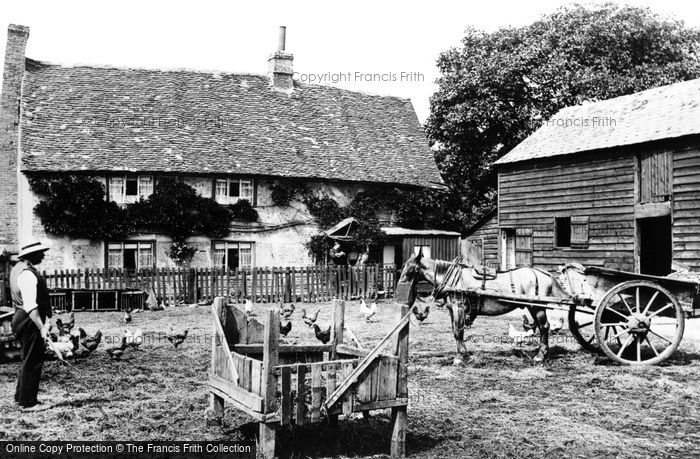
[397,252,569,363]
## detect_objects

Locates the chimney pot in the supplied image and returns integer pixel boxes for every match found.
[278,26,286,51]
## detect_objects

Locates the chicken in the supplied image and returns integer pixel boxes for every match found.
[302,308,320,326]
[244,298,254,316]
[78,327,102,352]
[279,320,292,337]
[123,310,132,325]
[106,337,127,359]
[150,301,164,312]
[279,302,295,320]
[124,328,144,349]
[312,323,331,344]
[550,317,565,335]
[522,314,537,332]
[359,299,378,322]
[167,328,189,348]
[412,305,430,322]
[509,323,534,346]
[47,333,80,359]
[55,312,75,336]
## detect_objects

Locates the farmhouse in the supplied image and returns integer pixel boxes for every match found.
[0,25,443,272]
[483,78,700,275]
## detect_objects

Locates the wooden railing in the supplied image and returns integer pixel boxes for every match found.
[28,264,398,305]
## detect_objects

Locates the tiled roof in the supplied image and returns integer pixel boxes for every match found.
[20,60,443,188]
[495,78,700,165]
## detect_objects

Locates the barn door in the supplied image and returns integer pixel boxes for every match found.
[637,150,672,204]
[514,229,533,267]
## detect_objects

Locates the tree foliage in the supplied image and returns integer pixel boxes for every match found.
[426,3,700,229]
[29,175,133,240]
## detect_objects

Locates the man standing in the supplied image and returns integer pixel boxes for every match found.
[10,240,52,411]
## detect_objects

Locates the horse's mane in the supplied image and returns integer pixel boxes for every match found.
[559,262,585,274]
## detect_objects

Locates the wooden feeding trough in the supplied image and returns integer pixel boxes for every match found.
[208,297,410,458]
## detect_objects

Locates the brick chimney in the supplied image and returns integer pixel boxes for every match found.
[268,26,294,92]
[0,24,29,253]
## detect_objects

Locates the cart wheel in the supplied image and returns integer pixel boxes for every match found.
[594,281,685,365]
[567,304,602,354]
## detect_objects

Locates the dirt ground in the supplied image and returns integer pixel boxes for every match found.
[1,300,700,458]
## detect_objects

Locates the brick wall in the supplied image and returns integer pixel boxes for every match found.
[0,24,29,253]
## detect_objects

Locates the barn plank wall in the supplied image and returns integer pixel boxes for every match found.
[462,213,499,267]
[498,149,636,272]
[673,144,700,270]
[401,236,459,262]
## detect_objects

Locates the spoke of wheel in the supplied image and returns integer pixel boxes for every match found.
[647,329,673,345]
[648,303,673,319]
[577,320,593,329]
[644,335,660,357]
[636,287,640,314]
[606,306,630,321]
[612,326,623,347]
[616,335,634,358]
[642,291,660,316]
[604,326,610,341]
[587,334,596,344]
[636,336,641,362]
[606,327,629,343]
[600,322,627,327]
[617,293,635,316]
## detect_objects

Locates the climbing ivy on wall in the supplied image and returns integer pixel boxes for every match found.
[28,174,257,242]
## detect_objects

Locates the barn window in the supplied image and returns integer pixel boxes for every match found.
[214,178,254,205]
[107,241,155,271]
[109,175,154,204]
[555,217,572,248]
[212,242,254,269]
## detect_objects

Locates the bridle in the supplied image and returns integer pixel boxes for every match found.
[406,258,481,329]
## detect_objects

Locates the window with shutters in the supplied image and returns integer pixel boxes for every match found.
[108,175,154,204]
[214,178,254,205]
[555,217,572,248]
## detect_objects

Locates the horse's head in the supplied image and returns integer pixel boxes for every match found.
[396,251,438,321]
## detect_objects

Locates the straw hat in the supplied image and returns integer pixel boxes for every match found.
[17,240,50,258]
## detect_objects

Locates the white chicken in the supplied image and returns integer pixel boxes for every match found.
[550,317,565,335]
[244,298,254,316]
[124,328,144,349]
[359,299,378,322]
[508,323,534,346]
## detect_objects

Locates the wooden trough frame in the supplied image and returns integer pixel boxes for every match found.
[208,297,409,458]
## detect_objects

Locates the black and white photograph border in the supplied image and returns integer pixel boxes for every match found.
[1,0,700,457]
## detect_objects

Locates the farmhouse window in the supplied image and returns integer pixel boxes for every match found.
[107,242,155,271]
[109,175,153,204]
[412,245,431,258]
[214,178,254,205]
[555,217,572,248]
[212,242,254,270]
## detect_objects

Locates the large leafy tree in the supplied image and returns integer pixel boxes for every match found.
[426,3,700,230]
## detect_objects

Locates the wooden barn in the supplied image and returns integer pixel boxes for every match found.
[491,78,700,275]
[461,209,499,268]
[325,217,460,266]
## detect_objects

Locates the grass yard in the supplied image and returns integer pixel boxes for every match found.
[2,300,700,458]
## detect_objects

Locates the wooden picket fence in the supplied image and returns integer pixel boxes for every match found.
[13,263,398,306]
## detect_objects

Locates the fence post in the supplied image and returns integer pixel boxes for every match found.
[330,298,345,359]
[189,268,197,304]
[283,267,291,303]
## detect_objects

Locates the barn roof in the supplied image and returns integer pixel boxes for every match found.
[19,59,443,189]
[495,78,700,165]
